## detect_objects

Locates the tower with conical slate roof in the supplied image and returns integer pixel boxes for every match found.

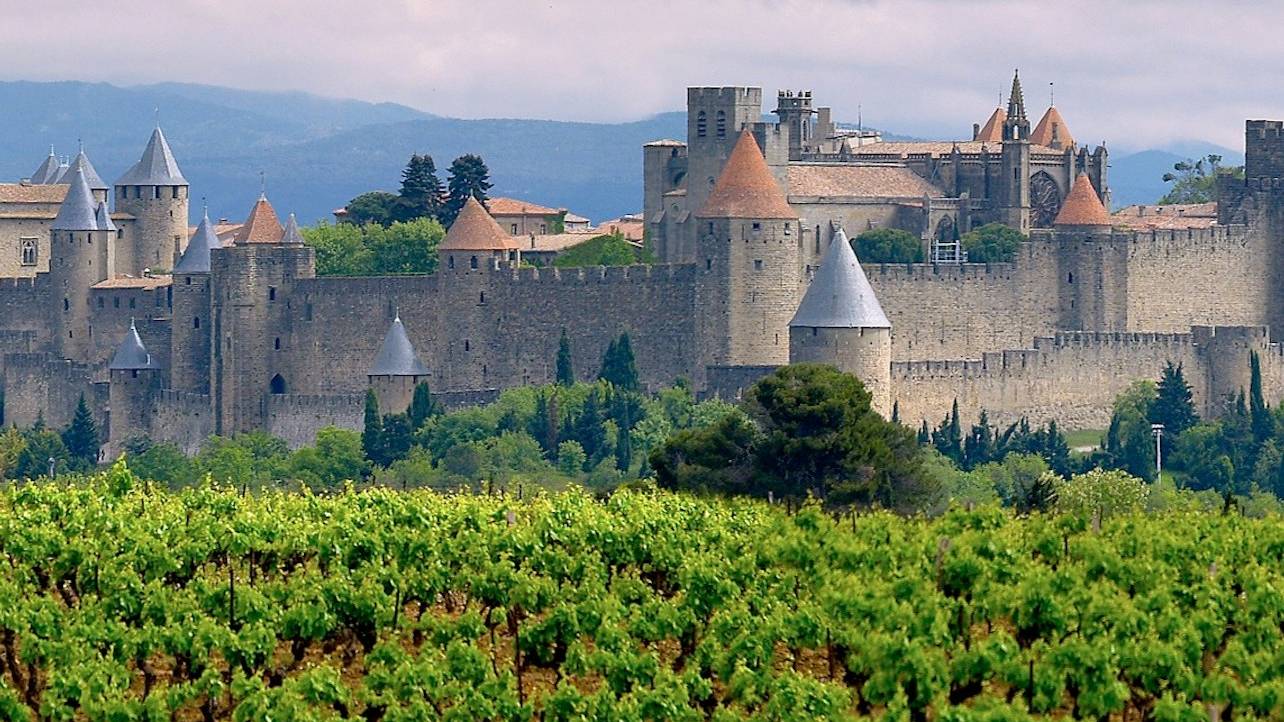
[114,126,190,276]
[29,147,59,184]
[210,194,316,435]
[696,130,801,370]
[171,208,222,394]
[789,229,893,417]
[60,148,110,204]
[107,320,162,456]
[999,70,1032,233]
[49,168,110,360]
[368,314,430,413]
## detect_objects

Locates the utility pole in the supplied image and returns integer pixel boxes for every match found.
[1151,423,1164,479]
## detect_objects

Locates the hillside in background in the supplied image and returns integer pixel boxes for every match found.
[0,80,1239,224]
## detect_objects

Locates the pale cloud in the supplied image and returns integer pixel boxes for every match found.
[1,0,1280,149]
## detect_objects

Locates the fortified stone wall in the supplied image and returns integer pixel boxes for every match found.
[891,327,1284,432]
[265,393,364,449]
[2,353,94,428]
[0,277,51,352]
[147,390,213,455]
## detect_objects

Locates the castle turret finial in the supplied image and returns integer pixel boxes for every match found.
[1007,69,1026,120]
[259,170,266,199]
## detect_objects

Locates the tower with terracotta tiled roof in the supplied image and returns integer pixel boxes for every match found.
[1054,173,1111,231]
[209,192,316,434]
[999,70,1032,234]
[114,126,190,276]
[696,130,800,369]
[1031,106,1073,150]
[439,195,520,272]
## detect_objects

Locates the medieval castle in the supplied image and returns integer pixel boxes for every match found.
[2,71,1284,454]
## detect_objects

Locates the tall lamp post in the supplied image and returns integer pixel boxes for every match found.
[1151,423,1164,479]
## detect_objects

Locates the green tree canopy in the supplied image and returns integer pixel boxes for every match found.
[343,191,400,227]
[302,218,443,276]
[396,153,444,222]
[851,228,923,263]
[1150,361,1199,456]
[442,154,493,227]
[961,222,1024,263]
[14,428,68,479]
[61,394,99,471]
[1159,154,1244,205]
[552,233,652,268]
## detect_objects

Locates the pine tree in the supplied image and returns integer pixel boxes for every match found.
[962,410,993,470]
[917,419,930,445]
[1250,351,1273,443]
[61,394,98,470]
[408,381,440,429]
[441,154,493,227]
[397,154,443,221]
[556,329,574,386]
[362,390,384,466]
[598,332,639,390]
[1150,361,1198,455]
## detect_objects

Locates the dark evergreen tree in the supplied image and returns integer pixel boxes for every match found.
[380,413,413,465]
[556,329,574,387]
[529,391,556,455]
[932,400,964,465]
[962,410,993,470]
[344,191,400,227]
[1149,361,1199,457]
[61,394,98,470]
[1250,351,1274,443]
[442,154,493,227]
[891,400,899,425]
[362,390,384,466]
[14,428,68,480]
[917,419,930,445]
[408,381,440,430]
[396,154,443,221]
[599,332,640,391]
[573,387,607,465]
[615,422,633,472]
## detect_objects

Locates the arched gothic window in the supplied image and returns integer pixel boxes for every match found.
[20,239,36,266]
[716,110,727,138]
[696,111,708,138]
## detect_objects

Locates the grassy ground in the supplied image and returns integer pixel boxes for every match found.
[1065,428,1105,452]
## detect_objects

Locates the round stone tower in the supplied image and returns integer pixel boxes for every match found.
[170,209,222,394]
[107,320,163,457]
[789,228,893,418]
[696,130,801,369]
[113,126,190,275]
[49,168,109,360]
[368,314,429,414]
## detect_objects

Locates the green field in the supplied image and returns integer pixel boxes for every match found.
[0,464,1279,720]
[1064,427,1105,450]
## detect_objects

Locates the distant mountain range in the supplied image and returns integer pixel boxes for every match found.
[0,81,1245,224]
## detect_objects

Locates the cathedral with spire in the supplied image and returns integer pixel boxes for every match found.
[2,72,1284,455]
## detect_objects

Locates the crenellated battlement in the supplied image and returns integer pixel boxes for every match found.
[869,262,1016,281]
[505,263,699,285]
[265,392,364,411]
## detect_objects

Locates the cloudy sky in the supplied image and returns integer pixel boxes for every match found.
[3,0,1277,150]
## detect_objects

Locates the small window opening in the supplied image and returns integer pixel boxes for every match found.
[269,286,277,301]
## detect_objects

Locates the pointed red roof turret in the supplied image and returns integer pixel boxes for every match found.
[440,196,520,251]
[234,195,284,244]
[1054,173,1111,229]
[1031,106,1073,148]
[697,131,795,219]
[976,107,1006,142]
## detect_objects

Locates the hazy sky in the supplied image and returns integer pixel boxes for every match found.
[4,0,1278,150]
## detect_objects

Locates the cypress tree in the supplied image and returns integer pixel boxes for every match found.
[615,422,633,472]
[918,419,930,445]
[1250,351,1273,443]
[61,394,98,470]
[598,332,639,390]
[442,154,493,226]
[574,387,607,463]
[397,154,444,221]
[556,329,574,386]
[380,413,413,465]
[408,381,440,429]
[362,390,384,466]
[891,400,899,425]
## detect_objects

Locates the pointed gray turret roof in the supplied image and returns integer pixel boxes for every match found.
[51,169,100,231]
[51,160,70,183]
[116,127,187,186]
[281,213,305,245]
[369,315,429,376]
[174,210,220,274]
[95,202,116,233]
[790,229,890,329]
[109,321,161,370]
[30,147,59,184]
[60,149,108,190]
